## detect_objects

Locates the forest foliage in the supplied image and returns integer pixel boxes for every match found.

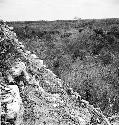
[7,18,119,117]
[1,20,115,125]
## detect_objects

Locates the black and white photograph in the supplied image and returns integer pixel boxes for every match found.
[0,0,119,125]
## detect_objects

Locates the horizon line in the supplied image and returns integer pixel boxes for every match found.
[3,17,119,22]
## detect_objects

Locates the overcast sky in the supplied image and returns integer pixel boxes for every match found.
[0,0,119,21]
